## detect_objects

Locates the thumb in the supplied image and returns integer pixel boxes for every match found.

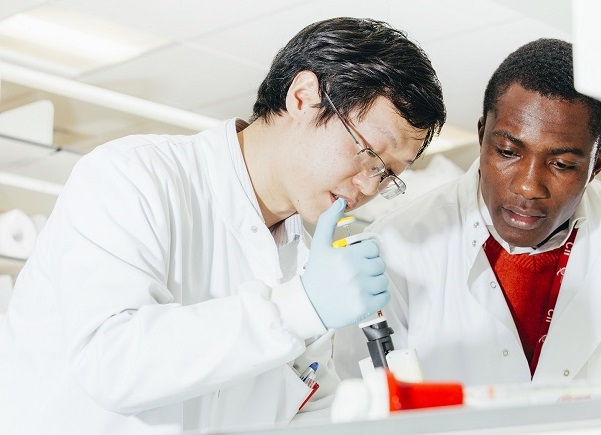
[312,198,347,248]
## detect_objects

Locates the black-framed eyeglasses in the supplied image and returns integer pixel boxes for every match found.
[322,91,406,199]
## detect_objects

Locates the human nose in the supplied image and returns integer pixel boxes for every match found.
[511,159,550,200]
[352,171,380,197]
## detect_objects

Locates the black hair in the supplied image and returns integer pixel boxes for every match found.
[251,17,446,159]
[483,38,601,146]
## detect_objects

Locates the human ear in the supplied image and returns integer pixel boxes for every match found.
[285,70,321,120]
[477,116,485,148]
[590,144,601,181]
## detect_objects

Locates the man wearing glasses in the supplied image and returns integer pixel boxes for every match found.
[0,17,445,434]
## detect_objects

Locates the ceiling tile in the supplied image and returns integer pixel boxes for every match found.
[80,44,266,113]
[186,0,393,69]
[387,0,522,43]
[55,0,309,41]
[492,0,572,33]
[0,0,46,20]
[425,17,571,131]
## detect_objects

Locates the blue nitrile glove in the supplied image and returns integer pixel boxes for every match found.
[301,198,390,329]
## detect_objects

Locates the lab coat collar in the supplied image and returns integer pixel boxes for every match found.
[201,118,293,285]
[462,159,493,270]
[479,189,586,255]
[220,118,307,286]
[462,161,519,342]
[227,118,303,248]
[229,118,263,220]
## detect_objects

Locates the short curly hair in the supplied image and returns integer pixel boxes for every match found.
[483,38,601,146]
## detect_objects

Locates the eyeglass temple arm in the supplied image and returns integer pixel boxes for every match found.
[322,91,362,149]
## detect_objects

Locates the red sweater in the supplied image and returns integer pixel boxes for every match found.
[484,236,564,375]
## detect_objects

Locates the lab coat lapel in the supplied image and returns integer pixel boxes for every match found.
[463,164,521,344]
[207,119,283,287]
[533,226,601,383]
[468,248,522,343]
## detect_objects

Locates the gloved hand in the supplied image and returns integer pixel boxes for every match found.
[301,198,390,329]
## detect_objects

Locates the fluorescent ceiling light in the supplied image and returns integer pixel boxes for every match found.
[0,4,167,76]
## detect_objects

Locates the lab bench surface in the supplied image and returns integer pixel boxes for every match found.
[201,398,601,435]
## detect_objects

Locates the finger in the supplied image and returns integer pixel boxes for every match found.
[364,274,389,295]
[347,239,380,259]
[348,256,385,277]
[312,198,347,248]
[362,256,386,276]
[366,290,391,313]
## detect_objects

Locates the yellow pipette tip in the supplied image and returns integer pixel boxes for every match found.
[336,216,356,227]
[332,238,348,248]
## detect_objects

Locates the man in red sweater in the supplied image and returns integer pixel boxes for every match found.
[337,38,601,386]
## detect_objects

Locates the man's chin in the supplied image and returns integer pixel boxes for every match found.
[498,230,544,249]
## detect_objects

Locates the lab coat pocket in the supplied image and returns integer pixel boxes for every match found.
[208,364,311,431]
[278,363,313,422]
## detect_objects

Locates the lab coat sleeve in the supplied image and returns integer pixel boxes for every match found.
[271,275,326,339]
[47,143,318,414]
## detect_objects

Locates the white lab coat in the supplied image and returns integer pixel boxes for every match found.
[0,119,338,434]
[335,160,601,387]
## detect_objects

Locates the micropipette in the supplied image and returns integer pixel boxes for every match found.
[359,311,395,369]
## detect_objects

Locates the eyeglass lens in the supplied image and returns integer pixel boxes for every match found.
[356,148,386,178]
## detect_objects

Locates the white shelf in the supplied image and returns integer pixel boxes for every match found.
[0,134,82,277]
[0,254,26,278]
[0,134,81,215]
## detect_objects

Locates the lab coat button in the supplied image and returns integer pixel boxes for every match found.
[472,240,477,247]
[251,225,258,233]
[490,281,497,288]
[563,369,570,377]
[502,349,509,356]
[473,222,480,228]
